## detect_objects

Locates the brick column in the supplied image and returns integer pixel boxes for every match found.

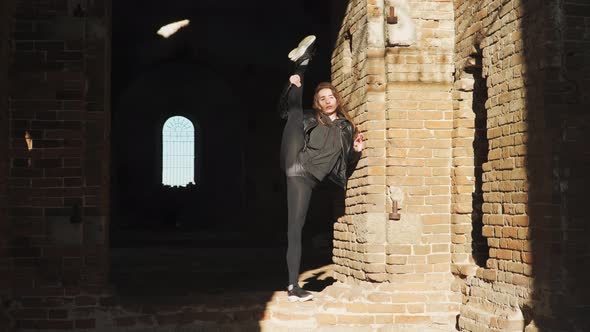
[323,0,460,328]
[331,0,388,285]
[381,0,457,325]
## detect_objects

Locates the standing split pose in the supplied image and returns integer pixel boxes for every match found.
[278,35,364,302]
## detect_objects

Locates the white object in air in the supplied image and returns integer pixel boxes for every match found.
[157,19,190,38]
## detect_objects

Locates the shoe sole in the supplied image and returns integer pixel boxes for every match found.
[288,35,316,61]
[287,294,314,302]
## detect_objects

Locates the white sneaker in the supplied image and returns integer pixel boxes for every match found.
[288,35,316,62]
[287,284,314,302]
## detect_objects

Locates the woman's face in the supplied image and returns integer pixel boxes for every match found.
[316,88,338,116]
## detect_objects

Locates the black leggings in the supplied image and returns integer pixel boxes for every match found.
[279,78,304,173]
[286,176,316,286]
[279,70,317,286]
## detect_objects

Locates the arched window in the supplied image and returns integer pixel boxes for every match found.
[162,116,195,187]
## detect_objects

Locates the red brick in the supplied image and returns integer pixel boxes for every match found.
[8,207,43,216]
[44,188,83,197]
[47,51,83,61]
[44,207,71,216]
[75,319,95,329]
[64,287,81,296]
[63,158,81,167]
[9,247,41,257]
[37,320,74,329]
[31,197,62,206]
[48,310,68,319]
[74,296,96,306]
[16,320,38,329]
[10,168,44,178]
[35,41,65,51]
[12,309,47,320]
[33,159,62,168]
[32,178,63,188]
[13,258,40,268]
[115,316,136,327]
[22,297,66,308]
[9,178,31,187]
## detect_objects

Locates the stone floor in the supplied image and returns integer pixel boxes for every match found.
[102,242,455,332]
[10,232,457,331]
[106,233,332,330]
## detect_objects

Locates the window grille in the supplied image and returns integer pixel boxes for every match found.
[162,116,195,187]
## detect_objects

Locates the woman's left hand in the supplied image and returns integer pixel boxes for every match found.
[353,133,364,152]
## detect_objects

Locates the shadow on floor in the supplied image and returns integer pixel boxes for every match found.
[109,232,335,299]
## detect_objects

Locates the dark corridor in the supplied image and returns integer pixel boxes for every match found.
[109,0,348,298]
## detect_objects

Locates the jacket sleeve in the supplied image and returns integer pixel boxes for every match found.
[346,148,361,178]
[345,124,361,178]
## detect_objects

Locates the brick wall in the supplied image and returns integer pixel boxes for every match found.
[451,6,490,274]
[331,0,376,284]
[453,0,537,330]
[454,0,590,331]
[383,0,455,289]
[4,0,111,328]
[1,0,17,330]
[2,0,588,330]
[1,0,15,264]
[334,0,590,329]
[327,0,459,328]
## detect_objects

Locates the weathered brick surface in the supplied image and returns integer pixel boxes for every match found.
[332,0,589,331]
[333,0,455,279]
[452,0,534,329]
[3,0,589,331]
[260,285,458,330]
[3,0,111,324]
[453,0,590,331]
[332,0,381,284]
[1,1,17,331]
[330,0,459,328]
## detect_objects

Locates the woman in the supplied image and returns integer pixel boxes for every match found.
[279,35,364,302]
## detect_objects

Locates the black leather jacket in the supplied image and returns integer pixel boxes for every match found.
[302,110,361,189]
